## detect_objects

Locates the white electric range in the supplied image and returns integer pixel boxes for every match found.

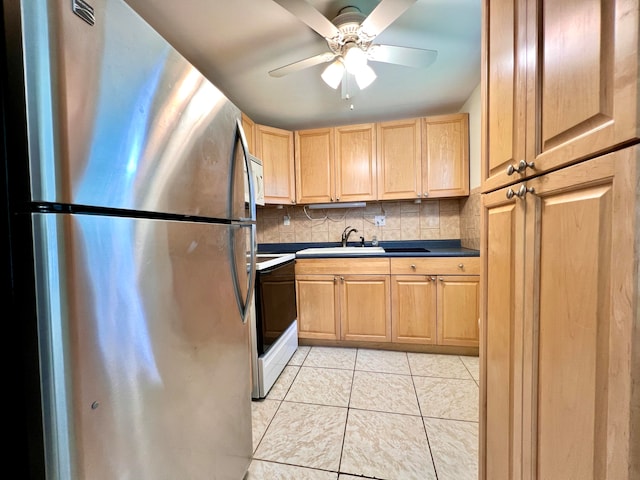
[250,253,298,399]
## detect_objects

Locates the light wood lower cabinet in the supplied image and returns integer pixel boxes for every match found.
[481,148,640,480]
[295,274,340,340]
[437,275,480,347]
[296,259,391,343]
[296,257,480,348]
[340,275,390,342]
[391,275,437,344]
[390,258,480,347]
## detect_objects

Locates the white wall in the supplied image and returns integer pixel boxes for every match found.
[459,83,481,190]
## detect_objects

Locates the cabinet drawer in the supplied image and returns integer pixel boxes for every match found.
[390,257,479,275]
[295,258,391,275]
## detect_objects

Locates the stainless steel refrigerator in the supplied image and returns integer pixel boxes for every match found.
[3,0,256,478]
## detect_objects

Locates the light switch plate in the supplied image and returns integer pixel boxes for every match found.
[374,215,385,226]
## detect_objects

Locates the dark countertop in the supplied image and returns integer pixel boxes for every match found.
[258,240,480,258]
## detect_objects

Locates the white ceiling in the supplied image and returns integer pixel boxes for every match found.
[124,0,481,131]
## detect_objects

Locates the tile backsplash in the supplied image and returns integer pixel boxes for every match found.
[257,194,480,249]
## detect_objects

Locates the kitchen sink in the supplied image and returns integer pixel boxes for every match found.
[382,247,431,253]
[296,246,385,255]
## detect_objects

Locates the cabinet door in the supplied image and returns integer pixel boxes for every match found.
[423,113,470,198]
[295,275,340,340]
[520,149,638,480]
[241,113,255,155]
[376,118,422,200]
[254,124,295,205]
[391,275,437,344]
[482,0,528,192]
[526,0,639,178]
[480,186,526,480]
[436,275,480,347]
[340,275,391,342]
[295,128,335,204]
[335,123,377,202]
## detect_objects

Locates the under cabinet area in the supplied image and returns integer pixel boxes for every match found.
[295,256,479,350]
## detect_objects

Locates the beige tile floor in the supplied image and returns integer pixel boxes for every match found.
[247,346,479,480]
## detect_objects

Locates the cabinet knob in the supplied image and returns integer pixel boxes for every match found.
[336,197,340,201]
[506,159,535,176]
[439,277,444,281]
[423,192,429,197]
[410,264,417,270]
[431,276,436,281]
[458,263,464,269]
[340,276,344,282]
[515,184,535,198]
[506,188,516,199]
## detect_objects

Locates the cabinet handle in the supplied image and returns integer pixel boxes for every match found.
[340,276,344,282]
[410,264,417,270]
[458,263,464,269]
[515,184,535,198]
[431,276,436,281]
[334,276,337,283]
[439,277,444,281]
[506,159,535,176]
[506,188,516,199]
[336,197,340,201]
[423,192,429,197]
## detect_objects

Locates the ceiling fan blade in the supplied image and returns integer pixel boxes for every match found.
[359,0,417,38]
[269,52,337,78]
[272,0,341,39]
[367,45,438,68]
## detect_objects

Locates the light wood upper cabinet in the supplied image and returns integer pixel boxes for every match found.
[254,124,295,204]
[482,0,527,192]
[482,0,639,192]
[295,128,335,204]
[295,124,376,204]
[241,113,255,155]
[376,118,422,200]
[423,113,470,198]
[334,123,377,202]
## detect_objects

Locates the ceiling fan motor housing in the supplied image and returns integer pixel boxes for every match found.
[327,6,372,55]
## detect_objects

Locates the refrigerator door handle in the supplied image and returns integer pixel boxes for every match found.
[233,119,256,323]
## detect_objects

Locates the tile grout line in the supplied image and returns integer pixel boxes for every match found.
[336,347,359,477]
[408,351,440,480]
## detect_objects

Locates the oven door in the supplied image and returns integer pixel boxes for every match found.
[255,259,297,356]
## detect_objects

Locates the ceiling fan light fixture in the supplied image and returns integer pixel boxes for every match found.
[321,59,345,89]
[355,64,377,89]
[343,44,367,74]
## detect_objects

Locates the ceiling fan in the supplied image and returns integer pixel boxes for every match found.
[269,0,438,98]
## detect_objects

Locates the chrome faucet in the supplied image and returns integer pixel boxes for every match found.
[341,226,358,247]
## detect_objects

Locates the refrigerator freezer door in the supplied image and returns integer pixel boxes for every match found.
[33,213,252,479]
[23,0,243,220]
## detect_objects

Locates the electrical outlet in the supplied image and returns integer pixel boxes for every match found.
[374,215,386,226]
[283,215,290,226]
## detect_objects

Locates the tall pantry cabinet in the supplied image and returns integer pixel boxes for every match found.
[480,1,639,480]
